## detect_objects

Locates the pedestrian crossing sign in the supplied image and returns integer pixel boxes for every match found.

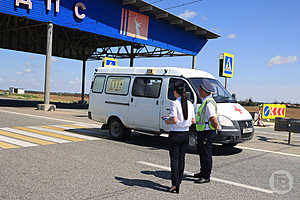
[104,57,118,67]
[219,53,234,78]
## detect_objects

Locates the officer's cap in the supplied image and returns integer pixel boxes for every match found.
[200,79,216,93]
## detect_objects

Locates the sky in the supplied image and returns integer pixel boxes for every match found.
[0,0,299,103]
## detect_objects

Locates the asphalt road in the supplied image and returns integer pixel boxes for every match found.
[0,107,299,200]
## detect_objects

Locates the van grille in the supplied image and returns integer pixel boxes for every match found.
[238,120,253,129]
[238,120,253,136]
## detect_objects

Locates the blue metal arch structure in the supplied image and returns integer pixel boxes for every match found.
[0,0,219,60]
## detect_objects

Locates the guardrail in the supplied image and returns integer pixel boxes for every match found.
[274,118,300,144]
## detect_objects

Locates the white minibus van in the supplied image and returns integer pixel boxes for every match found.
[88,67,254,148]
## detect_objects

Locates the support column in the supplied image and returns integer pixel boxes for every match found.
[81,60,86,103]
[37,23,56,111]
[130,45,134,67]
[192,55,196,69]
[225,77,228,89]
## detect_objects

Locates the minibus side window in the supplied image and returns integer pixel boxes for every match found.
[168,78,194,103]
[105,76,131,95]
[92,76,106,93]
[132,77,162,98]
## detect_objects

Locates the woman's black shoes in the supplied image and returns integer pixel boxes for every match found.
[194,177,210,184]
[169,185,180,194]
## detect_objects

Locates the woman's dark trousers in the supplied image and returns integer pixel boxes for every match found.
[169,131,189,187]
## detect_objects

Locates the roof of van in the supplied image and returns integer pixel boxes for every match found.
[95,67,216,79]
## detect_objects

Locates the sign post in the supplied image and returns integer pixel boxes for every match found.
[219,53,234,89]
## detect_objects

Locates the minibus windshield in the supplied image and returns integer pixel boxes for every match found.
[189,78,236,103]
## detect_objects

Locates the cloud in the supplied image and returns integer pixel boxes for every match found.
[227,33,237,39]
[16,72,24,75]
[0,77,3,81]
[268,56,298,66]
[179,10,197,20]
[24,68,32,73]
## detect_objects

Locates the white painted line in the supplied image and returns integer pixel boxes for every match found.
[137,161,273,194]
[0,110,99,127]
[51,124,98,130]
[29,126,100,141]
[1,128,70,144]
[236,146,300,158]
[74,123,101,128]
[0,135,38,147]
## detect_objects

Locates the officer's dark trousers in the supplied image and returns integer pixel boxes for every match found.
[169,131,189,187]
[197,130,217,179]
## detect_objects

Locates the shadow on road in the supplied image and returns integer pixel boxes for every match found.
[64,128,243,156]
[115,176,169,192]
[141,170,195,182]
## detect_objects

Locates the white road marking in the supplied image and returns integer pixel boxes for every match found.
[0,110,99,127]
[74,124,101,128]
[137,161,273,194]
[29,126,100,141]
[0,128,70,144]
[0,135,37,147]
[236,146,300,158]
[52,124,98,130]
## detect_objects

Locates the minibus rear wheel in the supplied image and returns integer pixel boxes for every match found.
[109,118,128,140]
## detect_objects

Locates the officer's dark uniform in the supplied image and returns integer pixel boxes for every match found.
[194,80,218,184]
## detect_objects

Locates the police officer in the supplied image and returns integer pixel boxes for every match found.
[194,79,220,184]
[164,85,195,193]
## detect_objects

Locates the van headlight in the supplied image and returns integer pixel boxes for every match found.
[218,115,234,127]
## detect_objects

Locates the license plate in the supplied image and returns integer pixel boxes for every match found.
[243,128,253,134]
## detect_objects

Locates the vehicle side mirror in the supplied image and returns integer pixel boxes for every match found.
[90,81,94,90]
[232,93,236,100]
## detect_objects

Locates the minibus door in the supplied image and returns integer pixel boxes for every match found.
[128,77,162,131]
[161,78,197,131]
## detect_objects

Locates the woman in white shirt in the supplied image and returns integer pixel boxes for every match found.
[164,85,196,193]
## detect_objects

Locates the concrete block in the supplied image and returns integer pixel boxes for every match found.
[37,104,56,111]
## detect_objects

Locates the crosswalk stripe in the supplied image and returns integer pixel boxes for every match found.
[1,128,70,144]
[42,126,66,131]
[57,124,87,129]
[0,129,55,145]
[75,123,100,128]
[0,135,38,147]
[0,141,19,149]
[31,126,99,141]
[15,127,85,142]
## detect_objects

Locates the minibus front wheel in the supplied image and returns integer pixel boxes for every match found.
[108,118,130,140]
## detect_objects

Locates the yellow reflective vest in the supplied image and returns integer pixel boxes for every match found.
[196,97,217,132]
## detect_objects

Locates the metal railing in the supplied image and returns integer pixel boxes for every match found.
[274,118,300,144]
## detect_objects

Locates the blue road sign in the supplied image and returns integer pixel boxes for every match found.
[264,106,270,117]
[104,57,117,67]
[220,53,234,78]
